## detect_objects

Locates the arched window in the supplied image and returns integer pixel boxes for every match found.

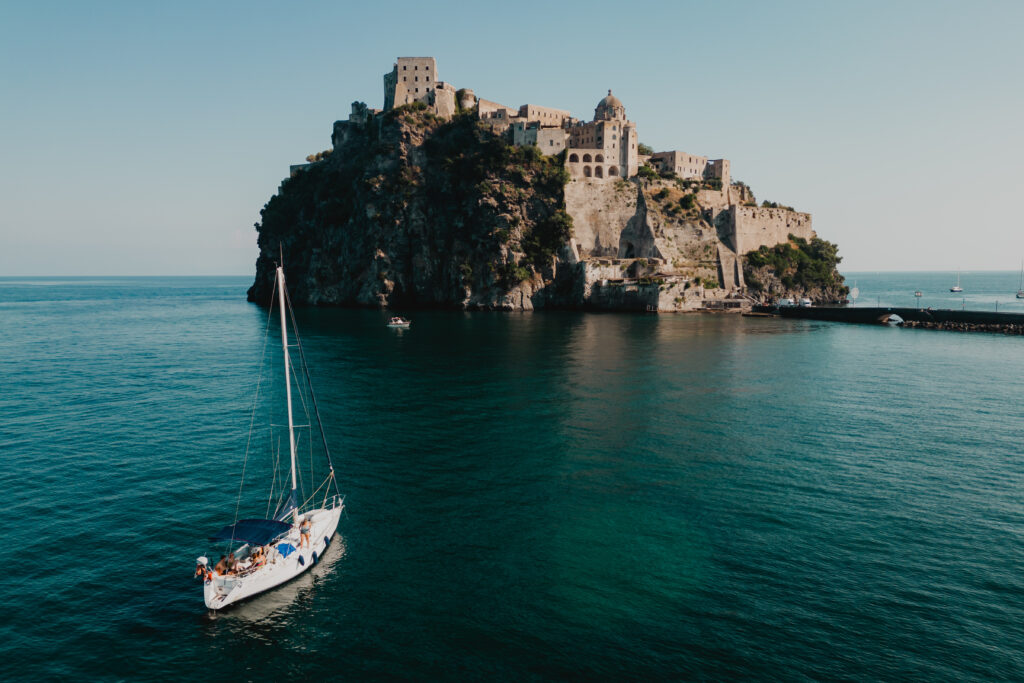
[595,154,604,162]
[583,165,592,177]
[609,166,619,176]
[569,153,579,163]
[595,166,604,178]
[582,154,592,163]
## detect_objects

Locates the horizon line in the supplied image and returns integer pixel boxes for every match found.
[2,269,1023,278]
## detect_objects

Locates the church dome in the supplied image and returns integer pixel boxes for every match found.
[598,90,623,109]
[594,90,626,121]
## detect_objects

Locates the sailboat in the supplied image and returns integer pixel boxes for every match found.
[196,264,344,610]
[950,270,963,293]
[1017,262,1023,299]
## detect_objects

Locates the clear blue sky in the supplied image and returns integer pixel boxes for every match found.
[2,0,1021,275]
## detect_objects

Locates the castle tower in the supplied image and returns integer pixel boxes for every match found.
[383,57,438,111]
[566,90,638,180]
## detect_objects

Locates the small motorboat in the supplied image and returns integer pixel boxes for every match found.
[799,297,813,307]
[387,316,411,328]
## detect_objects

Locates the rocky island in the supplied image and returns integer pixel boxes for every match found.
[248,57,847,311]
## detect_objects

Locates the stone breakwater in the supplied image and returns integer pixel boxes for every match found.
[899,321,1024,335]
[774,305,1024,335]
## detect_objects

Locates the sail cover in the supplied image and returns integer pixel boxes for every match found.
[209,519,291,545]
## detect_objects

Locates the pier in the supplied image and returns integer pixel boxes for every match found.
[766,306,1024,333]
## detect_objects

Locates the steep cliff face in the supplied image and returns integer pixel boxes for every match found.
[248,106,572,309]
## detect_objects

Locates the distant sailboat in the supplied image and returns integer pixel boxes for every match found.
[1017,262,1024,299]
[950,270,963,293]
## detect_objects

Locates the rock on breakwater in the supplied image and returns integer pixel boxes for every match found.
[899,320,1024,334]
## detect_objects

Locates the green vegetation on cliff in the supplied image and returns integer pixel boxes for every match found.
[249,107,572,308]
[422,121,571,270]
[744,235,849,301]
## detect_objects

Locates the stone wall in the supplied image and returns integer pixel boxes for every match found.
[433,82,457,119]
[729,205,814,255]
[518,104,572,126]
[696,187,732,210]
[706,159,730,188]
[477,98,517,133]
[511,121,568,155]
[650,150,708,179]
[578,259,738,312]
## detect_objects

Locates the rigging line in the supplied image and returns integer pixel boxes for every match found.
[322,473,332,511]
[298,473,334,510]
[287,347,312,433]
[283,285,342,496]
[283,335,314,499]
[309,414,314,500]
[270,437,288,518]
[295,431,305,498]
[266,432,282,518]
[234,274,278,529]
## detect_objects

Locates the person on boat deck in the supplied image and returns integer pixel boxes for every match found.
[299,517,311,548]
[213,555,228,576]
[226,553,239,574]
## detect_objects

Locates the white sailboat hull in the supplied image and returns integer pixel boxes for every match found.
[204,504,343,610]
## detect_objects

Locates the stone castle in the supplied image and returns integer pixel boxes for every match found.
[370,57,734,190]
[316,57,817,310]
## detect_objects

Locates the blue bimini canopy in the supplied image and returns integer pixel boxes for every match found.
[209,519,291,546]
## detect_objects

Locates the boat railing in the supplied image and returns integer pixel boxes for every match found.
[295,493,344,516]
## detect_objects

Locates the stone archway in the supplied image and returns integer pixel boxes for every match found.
[583,165,592,177]
[608,166,619,176]
[596,154,604,162]
[582,154,592,163]
[569,153,579,163]
[595,166,604,178]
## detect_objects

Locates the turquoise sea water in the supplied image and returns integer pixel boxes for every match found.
[2,273,1023,680]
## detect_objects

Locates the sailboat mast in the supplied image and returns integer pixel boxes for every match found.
[276,266,299,519]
